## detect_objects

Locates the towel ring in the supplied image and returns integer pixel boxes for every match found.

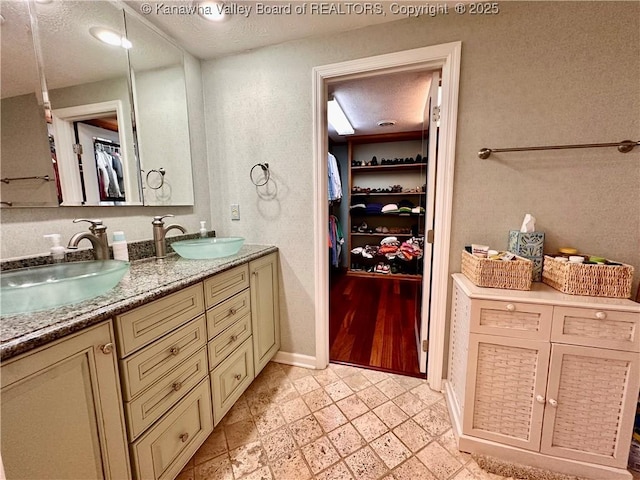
[250,163,270,186]
[145,168,166,190]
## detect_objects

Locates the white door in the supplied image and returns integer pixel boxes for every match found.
[418,71,440,373]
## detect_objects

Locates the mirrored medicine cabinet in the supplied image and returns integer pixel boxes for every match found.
[0,0,195,208]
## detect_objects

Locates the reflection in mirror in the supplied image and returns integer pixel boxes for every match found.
[0,1,59,207]
[35,0,142,206]
[124,11,194,206]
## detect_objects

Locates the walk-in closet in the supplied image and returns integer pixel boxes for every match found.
[328,69,441,377]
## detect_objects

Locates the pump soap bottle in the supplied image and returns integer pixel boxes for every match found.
[199,221,208,238]
[44,234,66,263]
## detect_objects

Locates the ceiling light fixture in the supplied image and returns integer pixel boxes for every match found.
[89,27,132,49]
[377,120,397,127]
[328,98,354,136]
[199,1,226,21]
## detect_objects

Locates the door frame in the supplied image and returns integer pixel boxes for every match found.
[312,42,461,391]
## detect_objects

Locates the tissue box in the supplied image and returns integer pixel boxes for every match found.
[508,231,545,281]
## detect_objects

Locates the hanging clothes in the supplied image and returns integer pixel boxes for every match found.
[328,152,342,201]
[329,215,344,268]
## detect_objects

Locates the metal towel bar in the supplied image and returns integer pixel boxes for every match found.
[478,140,639,159]
[1,175,51,184]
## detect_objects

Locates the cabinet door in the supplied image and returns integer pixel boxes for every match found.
[249,252,281,376]
[540,344,640,467]
[0,322,130,480]
[463,333,550,451]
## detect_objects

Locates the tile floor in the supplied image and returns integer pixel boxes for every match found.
[176,361,520,480]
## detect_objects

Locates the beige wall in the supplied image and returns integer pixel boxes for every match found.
[0,53,210,259]
[202,2,640,359]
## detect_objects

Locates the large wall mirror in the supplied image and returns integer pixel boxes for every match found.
[0,0,194,207]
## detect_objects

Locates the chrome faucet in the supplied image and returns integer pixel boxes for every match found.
[67,219,110,260]
[152,215,187,259]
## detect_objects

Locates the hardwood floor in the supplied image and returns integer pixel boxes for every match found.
[329,272,424,377]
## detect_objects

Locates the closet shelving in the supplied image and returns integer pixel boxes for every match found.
[347,131,427,281]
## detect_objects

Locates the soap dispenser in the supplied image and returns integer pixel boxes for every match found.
[199,221,207,238]
[44,234,66,263]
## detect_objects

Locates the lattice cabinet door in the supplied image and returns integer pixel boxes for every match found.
[540,344,640,468]
[463,333,550,451]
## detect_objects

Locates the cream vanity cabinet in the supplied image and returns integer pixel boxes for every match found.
[446,273,640,480]
[0,322,130,480]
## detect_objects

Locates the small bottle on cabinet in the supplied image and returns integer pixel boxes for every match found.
[199,221,207,238]
[112,231,129,262]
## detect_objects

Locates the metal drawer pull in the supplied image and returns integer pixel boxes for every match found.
[172,381,183,392]
[595,311,607,320]
[99,343,114,355]
[179,433,189,443]
[170,346,181,356]
[548,398,558,407]
[234,373,242,381]
[229,308,237,315]
[229,335,238,343]
[535,395,545,404]
[505,304,515,312]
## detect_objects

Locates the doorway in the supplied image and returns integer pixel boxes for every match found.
[313,42,461,391]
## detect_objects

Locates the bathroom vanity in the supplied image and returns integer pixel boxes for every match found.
[0,246,280,480]
[445,273,640,480]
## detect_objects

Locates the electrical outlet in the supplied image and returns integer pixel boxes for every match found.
[231,204,240,220]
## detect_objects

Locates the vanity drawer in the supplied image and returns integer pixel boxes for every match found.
[206,289,251,340]
[211,336,254,425]
[126,347,209,441]
[552,307,640,352]
[131,378,213,480]
[203,264,249,308]
[121,316,207,400]
[208,314,252,370]
[470,300,553,340]
[116,284,205,357]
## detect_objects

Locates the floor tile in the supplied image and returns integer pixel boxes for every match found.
[391,374,425,391]
[451,468,481,480]
[223,397,252,425]
[271,381,300,403]
[370,432,411,469]
[324,380,354,402]
[262,427,297,461]
[416,441,463,480]
[229,441,268,478]
[289,414,325,446]
[351,411,389,442]
[193,425,227,465]
[393,419,432,453]
[437,429,472,464]
[336,394,370,420]
[376,378,407,399]
[360,368,390,385]
[224,417,258,450]
[314,404,349,433]
[314,460,354,480]
[356,385,389,409]
[280,396,311,423]
[270,449,312,480]
[327,423,366,457]
[312,367,341,386]
[301,436,341,474]
[294,375,322,395]
[392,456,437,480]
[280,364,314,381]
[345,446,388,480]
[238,465,273,480]
[414,408,451,437]
[410,384,443,406]
[373,401,409,429]
[302,388,334,412]
[329,363,361,379]
[392,391,428,417]
[194,453,234,480]
[341,372,373,392]
[254,406,287,436]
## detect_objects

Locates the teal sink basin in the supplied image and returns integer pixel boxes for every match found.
[171,237,245,259]
[0,260,129,315]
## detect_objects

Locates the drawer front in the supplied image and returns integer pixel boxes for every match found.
[206,289,251,340]
[131,379,213,480]
[126,347,209,441]
[116,284,205,357]
[211,336,254,425]
[207,314,252,370]
[470,300,553,340]
[121,316,207,400]
[203,264,249,308]
[552,307,640,352]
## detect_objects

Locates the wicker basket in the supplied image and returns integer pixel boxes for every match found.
[542,255,634,298]
[461,251,533,290]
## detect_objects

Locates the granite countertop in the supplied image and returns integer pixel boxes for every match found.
[0,244,277,361]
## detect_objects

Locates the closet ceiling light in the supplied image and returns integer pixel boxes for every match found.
[89,27,132,49]
[199,1,226,21]
[328,98,354,136]
[377,120,397,127]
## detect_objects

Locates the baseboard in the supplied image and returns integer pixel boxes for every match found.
[272,351,317,369]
